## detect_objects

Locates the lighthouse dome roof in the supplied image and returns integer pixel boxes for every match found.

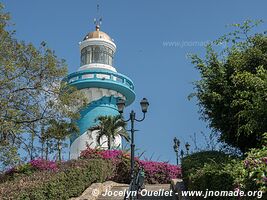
[83,25,112,41]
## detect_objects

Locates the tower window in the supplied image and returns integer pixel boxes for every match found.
[81,45,114,66]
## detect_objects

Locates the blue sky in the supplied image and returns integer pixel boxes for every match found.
[2,0,267,164]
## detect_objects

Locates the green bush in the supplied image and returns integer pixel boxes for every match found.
[189,162,234,191]
[182,150,267,199]
[182,151,235,187]
[189,162,241,200]
[0,159,114,200]
[182,151,239,200]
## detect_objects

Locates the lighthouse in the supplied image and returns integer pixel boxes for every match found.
[66,24,135,159]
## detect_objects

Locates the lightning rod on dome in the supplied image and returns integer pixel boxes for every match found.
[94,1,102,30]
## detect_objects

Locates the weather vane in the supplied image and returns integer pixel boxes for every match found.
[94,1,102,29]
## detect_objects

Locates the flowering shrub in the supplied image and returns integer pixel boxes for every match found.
[139,160,181,184]
[242,146,267,192]
[80,147,134,183]
[79,147,181,184]
[79,147,102,159]
[80,147,125,160]
[0,159,113,200]
[99,149,124,159]
[3,158,58,181]
[29,158,58,171]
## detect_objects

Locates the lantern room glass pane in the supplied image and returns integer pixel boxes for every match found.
[81,45,114,66]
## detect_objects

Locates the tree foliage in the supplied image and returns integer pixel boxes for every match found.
[0,4,87,170]
[190,20,267,153]
[45,120,79,161]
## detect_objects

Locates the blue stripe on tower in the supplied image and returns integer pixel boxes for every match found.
[70,95,120,145]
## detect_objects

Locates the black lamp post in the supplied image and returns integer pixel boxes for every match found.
[173,137,180,165]
[173,138,190,165]
[180,149,184,159]
[185,142,190,155]
[117,98,149,187]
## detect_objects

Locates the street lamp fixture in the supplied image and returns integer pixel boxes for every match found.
[173,137,180,165]
[140,98,149,113]
[173,137,180,149]
[116,98,126,114]
[173,138,190,165]
[185,142,190,155]
[117,97,149,197]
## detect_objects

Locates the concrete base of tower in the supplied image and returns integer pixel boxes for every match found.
[70,130,122,159]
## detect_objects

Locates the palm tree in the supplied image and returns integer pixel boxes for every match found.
[89,115,129,149]
[46,119,79,161]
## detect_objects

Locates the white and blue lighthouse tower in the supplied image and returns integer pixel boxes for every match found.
[66,24,135,159]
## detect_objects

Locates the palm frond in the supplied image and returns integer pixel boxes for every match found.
[88,115,129,149]
[96,132,104,145]
[88,125,101,131]
[117,129,130,142]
